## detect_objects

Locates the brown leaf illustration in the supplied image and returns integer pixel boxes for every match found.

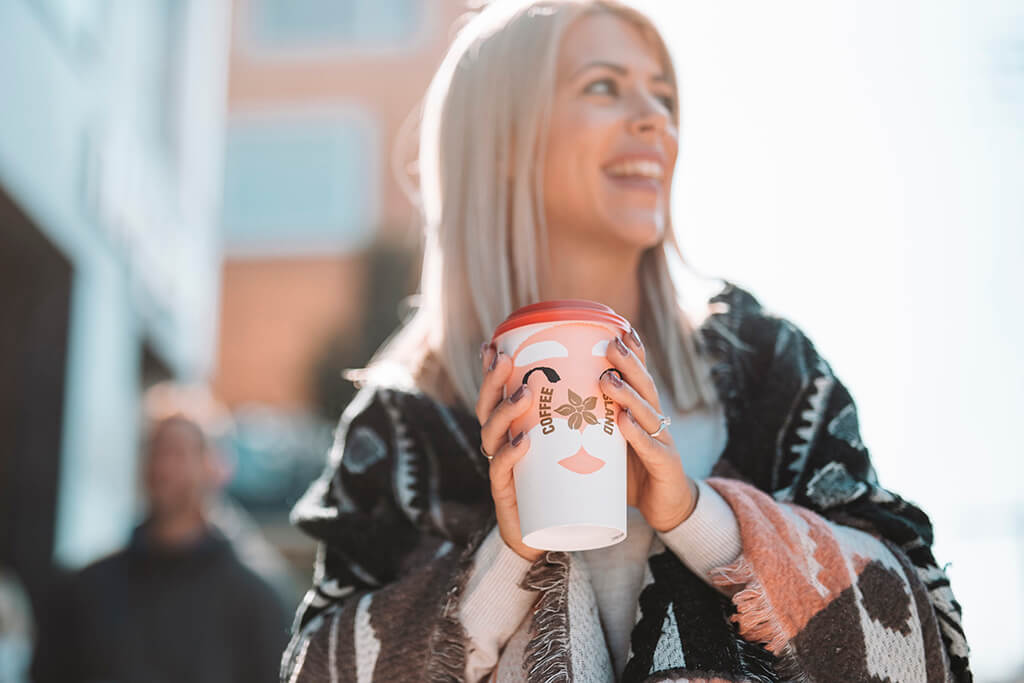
[568,413,582,430]
[555,404,575,416]
[583,396,598,410]
[582,412,598,425]
[568,389,582,406]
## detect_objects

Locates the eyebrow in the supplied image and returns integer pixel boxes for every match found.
[570,60,670,84]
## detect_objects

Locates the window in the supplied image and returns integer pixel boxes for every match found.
[248,0,421,51]
[221,110,379,256]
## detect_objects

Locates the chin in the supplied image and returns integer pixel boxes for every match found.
[596,206,664,245]
[613,222,664,250]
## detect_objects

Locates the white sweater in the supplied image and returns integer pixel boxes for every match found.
[458,383,744,682]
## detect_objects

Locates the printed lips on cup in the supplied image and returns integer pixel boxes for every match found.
[491,300,632,552]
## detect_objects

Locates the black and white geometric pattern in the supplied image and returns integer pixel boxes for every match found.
[280,280,972,683]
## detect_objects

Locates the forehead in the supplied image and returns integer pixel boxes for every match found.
[556,12,665,80]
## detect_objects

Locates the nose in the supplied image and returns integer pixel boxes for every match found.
[627,93,671,138]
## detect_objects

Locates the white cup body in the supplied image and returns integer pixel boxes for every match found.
[494,320,627,551]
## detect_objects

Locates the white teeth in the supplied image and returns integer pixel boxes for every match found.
[604,160,664,180]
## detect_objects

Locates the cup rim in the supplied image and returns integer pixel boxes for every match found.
[491,299,631,341]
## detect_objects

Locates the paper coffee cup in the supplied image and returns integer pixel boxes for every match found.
[491,300,631,552]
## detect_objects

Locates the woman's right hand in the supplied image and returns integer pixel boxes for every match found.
[476,344,544,563]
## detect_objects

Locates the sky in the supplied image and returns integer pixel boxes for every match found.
[635,1,1024,679]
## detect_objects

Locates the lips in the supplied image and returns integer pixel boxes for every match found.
[558,446,606,474]
[601,154,666,194]
[603,173,661,193]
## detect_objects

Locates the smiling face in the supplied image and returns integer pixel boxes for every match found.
[507,323,622,474]
[542,11,679,254]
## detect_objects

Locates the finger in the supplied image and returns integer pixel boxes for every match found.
[605,335,658,410]
[618,408,677,477]
[480,383,532,455]
[624,326,646,365]
[475,348,510,425]
[479,341,499,373]
[599,367,664,438]
[489,429,530,499]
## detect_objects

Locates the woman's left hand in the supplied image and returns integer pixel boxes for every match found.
[599,329,699,533]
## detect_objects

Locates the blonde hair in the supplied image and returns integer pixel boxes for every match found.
[348,0,724,414]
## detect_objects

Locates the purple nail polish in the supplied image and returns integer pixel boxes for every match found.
[614,336,629,356]
[479,341,489,360]
[488,349,499,372]
[510,384,526,402]
[608,371,623,388]
[510,431,525,447]
[629,327,642,348]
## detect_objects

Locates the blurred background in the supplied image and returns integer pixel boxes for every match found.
[0,0,1020,680]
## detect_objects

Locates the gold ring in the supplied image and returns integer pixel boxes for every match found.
[480,443,493,461]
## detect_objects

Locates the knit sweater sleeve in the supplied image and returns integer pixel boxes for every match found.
[280,385,495,683]
[457,524,538,682]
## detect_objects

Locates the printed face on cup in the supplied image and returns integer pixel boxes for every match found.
[507,323,621,475]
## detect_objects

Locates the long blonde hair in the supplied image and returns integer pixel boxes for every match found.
[348,0,725,414]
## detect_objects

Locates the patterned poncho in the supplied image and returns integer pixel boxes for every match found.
[280,281,972,682]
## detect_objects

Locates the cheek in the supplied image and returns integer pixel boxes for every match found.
[543,144,572,199]
[545,105,608,181]
[543,125,580,190]
[544,134,607,228]
[665,141,679,181]
[190,469,208,494]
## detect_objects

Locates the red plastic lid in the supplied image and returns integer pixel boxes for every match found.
[491,299,632,342]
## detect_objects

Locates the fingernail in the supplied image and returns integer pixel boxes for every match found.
[629,327,642,348]
[614,336,629,356]
[626,409,637,424]
[479,341,489,360]
[488,350,499,372]
[510,384,526,402]
[510,431,525,447]
[608,371,623,388]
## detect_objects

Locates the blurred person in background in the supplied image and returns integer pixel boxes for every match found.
[31,413,288,683]
[280,0,972,681]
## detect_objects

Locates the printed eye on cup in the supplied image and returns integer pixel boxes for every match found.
[490,300,631,552]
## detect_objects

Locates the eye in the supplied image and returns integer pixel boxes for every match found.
[655,93,675,113]
[583,78,618,97]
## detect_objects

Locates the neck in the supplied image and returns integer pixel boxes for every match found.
[544,232,644,325]
[147,507,208,549]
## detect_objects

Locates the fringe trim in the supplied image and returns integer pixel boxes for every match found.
[520,551,573,683]
[424,521,493,683]
[708,555,809,683]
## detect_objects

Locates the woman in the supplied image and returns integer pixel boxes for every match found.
[280,1,972,681]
